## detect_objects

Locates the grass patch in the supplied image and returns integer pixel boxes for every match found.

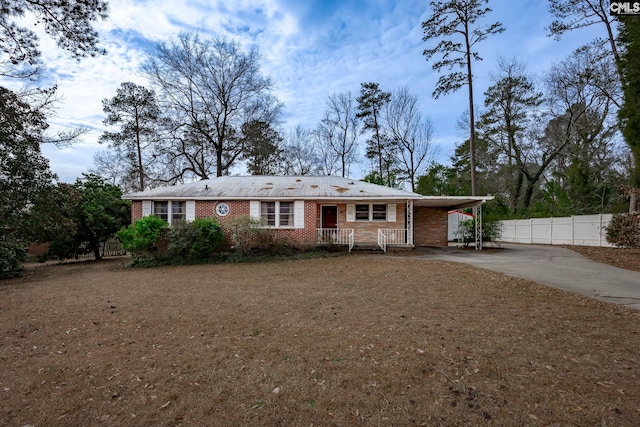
[1,256,639,425]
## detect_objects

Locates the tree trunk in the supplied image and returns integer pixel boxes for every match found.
[374,112,384,179]
[629,194,637,213]
[512,169,524,213]
[135,108,145,191]
[631,158,640,213]
[216,146,223,177]
[90,239,102,260]
[465,26,477,196]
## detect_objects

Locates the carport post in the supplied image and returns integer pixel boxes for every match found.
[474,205,482,251]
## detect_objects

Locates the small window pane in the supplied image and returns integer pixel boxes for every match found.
[172,201,186,223]
[261,202,276,226]
[372,204,386,221]
[355,204,369,221]
[279,202,293,227]
[153,202,168,222]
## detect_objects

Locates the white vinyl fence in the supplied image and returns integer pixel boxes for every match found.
[498,214,613,247]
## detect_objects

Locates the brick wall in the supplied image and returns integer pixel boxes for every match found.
[413,207,448,247]
[195,200,250,224]
[27,242,49,256]
[131,199,318,249]
[131,201,142,223]
[130,200,449,247]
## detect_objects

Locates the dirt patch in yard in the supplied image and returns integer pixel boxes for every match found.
[2,256,639,426]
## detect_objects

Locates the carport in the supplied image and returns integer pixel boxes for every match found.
[412,196,493,250]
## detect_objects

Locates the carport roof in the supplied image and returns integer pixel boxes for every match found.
[123,176,492,209]
[414,196,493,209]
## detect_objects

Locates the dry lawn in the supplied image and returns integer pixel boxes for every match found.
[1,255,639,426]
[566,246,640,272]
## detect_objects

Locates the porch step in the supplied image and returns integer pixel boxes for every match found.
[351,244,383,252]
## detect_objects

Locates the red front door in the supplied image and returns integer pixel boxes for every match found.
[321,205,338,229]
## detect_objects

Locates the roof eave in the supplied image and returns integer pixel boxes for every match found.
[413,196,494,209]
[123,195,425,201]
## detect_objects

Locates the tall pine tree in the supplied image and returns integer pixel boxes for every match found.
[422,0,504,196]
[357,82,392,182]
[618,16,640,212]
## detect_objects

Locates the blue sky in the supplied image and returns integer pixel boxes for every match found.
[7,0,605,183]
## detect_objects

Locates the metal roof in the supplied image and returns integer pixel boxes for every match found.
[123,175,492,208]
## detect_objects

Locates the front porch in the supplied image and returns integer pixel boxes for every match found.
[316,228,412,252]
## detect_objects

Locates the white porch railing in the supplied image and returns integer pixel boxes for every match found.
[317,228,355,252]
[378,229,387,252]
[378,229,407,252]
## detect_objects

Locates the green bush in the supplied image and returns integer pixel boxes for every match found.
[455,218,503,247]
[46,235,91,261]
[117,215,169,259]
[606,212,640,248]
[0,232,26,278]
[168,218,224,261]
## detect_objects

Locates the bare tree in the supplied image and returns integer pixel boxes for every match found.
[89,148,137,193]
[384,87,436,191]
[313,120,342,176]
[422,0,505,195]
[152,120,220,183]
[281,126,322,175]
[516,46,619,210]
[548,0,621,83]
[323,92,359,177]
[478,58,544,211]
[143,32,282,178]
[548,0,640,211]
[14,85,90,148]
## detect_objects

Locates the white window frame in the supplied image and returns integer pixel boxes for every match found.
[150,201,188,225]
[278,201,294,227]
[250,200,304,229]
[354,203,387,222]
[259,201,294,228]
[347,203,396,222]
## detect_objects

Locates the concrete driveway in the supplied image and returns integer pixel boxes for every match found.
[422,243,640,310]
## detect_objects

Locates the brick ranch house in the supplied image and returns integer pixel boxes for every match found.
[123,176,492,251]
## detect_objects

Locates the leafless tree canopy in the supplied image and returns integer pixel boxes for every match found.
[281,126,323,176]
[143,32,282,179]
[384,87,436,191]
[320,92,359,177]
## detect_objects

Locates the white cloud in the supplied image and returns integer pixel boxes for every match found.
[1,0,614,183]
